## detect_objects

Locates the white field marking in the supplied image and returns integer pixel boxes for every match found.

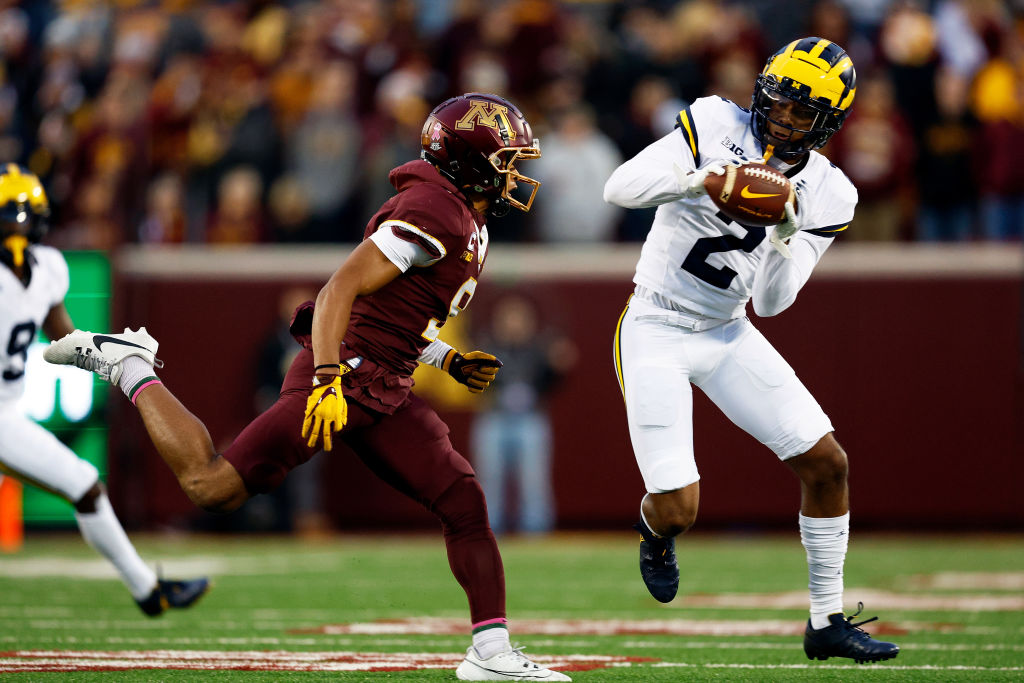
[0,553,351,579]
[303,616,943,637]
[0,605,342,623]
[651,663,1024,672]
[7,633,1020,653]
[19,619,304,631]
[621,641,1024,652]
[0,606,74,618]
[310,617,811,636]
[0,557,228,579]
[679,589,1024,611]
[0,651,648,674]
[5,652,1021,675]
[905,572,1024,590]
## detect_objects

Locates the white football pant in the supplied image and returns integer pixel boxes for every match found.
[0,404,98,502]
[614,295,833,493]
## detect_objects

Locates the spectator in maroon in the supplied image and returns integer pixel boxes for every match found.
[970,24,1024,241]
[916,66,978,241]
[138,172,187,244]
[827,71,916,240]
[62,69,151,244]
[146,54,204,176]
[204,165,266,244]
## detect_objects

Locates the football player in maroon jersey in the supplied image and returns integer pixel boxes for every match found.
[45,94,571,681]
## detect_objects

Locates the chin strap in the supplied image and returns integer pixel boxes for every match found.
[2,234,28,267]
[488,197,510,217]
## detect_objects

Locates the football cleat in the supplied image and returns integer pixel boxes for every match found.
[803,603,900,664]
[136,576,210,617]
[633,520,679,603]
[455,646,571,681]
[43,327,162,385]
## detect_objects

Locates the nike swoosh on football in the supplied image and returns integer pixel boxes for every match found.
[740,185,781,199]
[93,335,151,352]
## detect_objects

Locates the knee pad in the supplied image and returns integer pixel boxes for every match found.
[433,476,490,534]
[73,482,104,513]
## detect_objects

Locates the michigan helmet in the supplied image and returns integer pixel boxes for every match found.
[421,93,541,217]
[0,164,50,268]
[751,37,857,161]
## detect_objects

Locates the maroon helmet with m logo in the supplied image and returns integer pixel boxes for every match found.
[421,93,541,217]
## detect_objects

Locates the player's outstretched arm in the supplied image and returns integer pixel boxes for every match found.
[604,134,695,209]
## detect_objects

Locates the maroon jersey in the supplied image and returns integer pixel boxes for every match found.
[346,160,488,375]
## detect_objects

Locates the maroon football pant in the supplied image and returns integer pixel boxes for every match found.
[223,348,505,624]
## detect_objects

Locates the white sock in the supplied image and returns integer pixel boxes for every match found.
[800,512,850,630]
[75,492,157,601]
[117,356,161,405]
[472,624,511,659]
[640,494,664,537]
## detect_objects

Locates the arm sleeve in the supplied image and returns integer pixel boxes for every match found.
[753,164,857,317]
[369,219,448,272]
[418,339,454,368]
[751,233,832,317]
[603,132,694,209]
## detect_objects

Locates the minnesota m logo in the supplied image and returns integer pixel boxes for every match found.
[455,100,516,141]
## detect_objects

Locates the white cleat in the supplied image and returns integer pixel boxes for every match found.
[455,646,571,681]
[43,327,162,385]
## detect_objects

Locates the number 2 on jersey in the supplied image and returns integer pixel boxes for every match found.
[681,212,766,289]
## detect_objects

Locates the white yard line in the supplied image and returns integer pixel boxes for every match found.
[680,588,1024,611]
[0,650,640,673]
[1,651,1021,674]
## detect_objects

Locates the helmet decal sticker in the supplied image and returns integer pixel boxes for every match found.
[454,100,516,142]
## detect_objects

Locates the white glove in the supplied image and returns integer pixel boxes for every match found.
[768,201,800,259]
[673,162,729,199]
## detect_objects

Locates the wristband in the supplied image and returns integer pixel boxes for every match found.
[315,363,341,372]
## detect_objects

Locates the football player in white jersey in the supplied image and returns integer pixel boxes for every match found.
[604,38,898,663]
[0,165,208,616]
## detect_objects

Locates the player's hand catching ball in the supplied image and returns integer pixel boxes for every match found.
[768,201,801,259]
[673,161,738,200]
[302,374,347,451]
[444,350,503,393]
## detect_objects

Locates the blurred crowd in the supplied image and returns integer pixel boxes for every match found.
[0,0,1021,246]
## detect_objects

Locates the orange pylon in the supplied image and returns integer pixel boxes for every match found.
[0,475,24,552]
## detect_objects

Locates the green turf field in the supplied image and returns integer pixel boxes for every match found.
[1,532,1022,681]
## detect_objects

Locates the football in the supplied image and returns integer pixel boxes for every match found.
[704,162,794,227]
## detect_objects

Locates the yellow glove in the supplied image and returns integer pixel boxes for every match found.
[301,375,347,451]
[444,349,503,393]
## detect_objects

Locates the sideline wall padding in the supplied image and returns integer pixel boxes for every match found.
[108,245,1024,531]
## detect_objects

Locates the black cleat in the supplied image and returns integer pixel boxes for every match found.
[803,602,900,664]
[633,520,678,603]
[136,577,210,617]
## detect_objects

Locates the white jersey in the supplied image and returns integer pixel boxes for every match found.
[604,95,857,320]
[0,245,69,404]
